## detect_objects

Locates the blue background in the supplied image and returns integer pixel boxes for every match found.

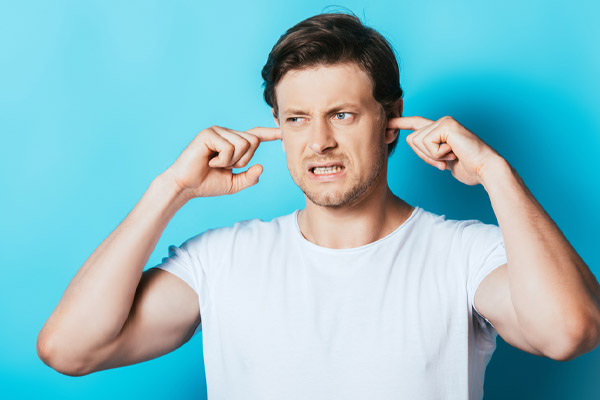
[1,0,599,398]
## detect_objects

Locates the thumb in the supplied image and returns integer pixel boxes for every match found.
[230,164,263,193]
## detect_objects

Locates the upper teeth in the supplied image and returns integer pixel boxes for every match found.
[313,166,342,175]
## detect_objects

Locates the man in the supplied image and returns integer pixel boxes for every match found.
[38,12,599,399]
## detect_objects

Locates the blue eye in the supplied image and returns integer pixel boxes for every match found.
[334,112,353,121]
[288,117,305,123]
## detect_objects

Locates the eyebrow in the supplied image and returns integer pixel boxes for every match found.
[282,103,362,116]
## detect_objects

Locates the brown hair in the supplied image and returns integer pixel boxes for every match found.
[261,12,404,155]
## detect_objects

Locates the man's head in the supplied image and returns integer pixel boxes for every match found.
[261,12,404,156]
[261,12,403,208]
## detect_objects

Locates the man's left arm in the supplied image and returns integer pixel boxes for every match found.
[388,115,600,361]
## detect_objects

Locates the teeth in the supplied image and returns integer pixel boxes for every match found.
[313,166,343,175]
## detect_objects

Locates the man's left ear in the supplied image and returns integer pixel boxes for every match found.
[384,98,403,144]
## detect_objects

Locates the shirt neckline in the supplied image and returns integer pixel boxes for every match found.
[291,206,421,253]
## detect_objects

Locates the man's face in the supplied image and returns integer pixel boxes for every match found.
[273,63,397,208]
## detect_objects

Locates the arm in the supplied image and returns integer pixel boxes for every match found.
[388,115,600,360]
[36,174,193,376]
[37,126,281,376]
[475,156,600,360]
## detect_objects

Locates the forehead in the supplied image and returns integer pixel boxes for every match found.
[275,63,378,114]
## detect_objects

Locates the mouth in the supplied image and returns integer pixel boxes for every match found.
[307,162,346,178]
[311,165,344,175]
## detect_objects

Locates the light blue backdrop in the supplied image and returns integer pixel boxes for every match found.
[1,0,598,398]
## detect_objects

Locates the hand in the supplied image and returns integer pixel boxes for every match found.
[163,125,281,198]
[387,116,502,186]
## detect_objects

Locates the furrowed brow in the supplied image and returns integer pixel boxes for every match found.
[282,103,362,116]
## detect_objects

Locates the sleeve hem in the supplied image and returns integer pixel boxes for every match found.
[470,260,507,328]
[153,266,203,336]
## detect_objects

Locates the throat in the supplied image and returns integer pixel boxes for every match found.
[298,196,412,249]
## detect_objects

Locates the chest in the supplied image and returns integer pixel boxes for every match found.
[210,249,468,376]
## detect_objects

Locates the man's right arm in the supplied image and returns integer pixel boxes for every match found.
[36,174,196,376]
[36,125,281,376]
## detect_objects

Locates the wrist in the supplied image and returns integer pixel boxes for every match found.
[153,171,192,206]
[478,155,513,190]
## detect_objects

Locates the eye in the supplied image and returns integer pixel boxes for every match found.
[287,117,306,123]
[333,112,353,121]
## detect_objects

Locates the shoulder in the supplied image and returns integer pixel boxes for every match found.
[417,206,498,230]
[415,209,505,269]
[411,206,481,235]
[183,211,297,251]
[171,211,297,270]
[410,207,503,249]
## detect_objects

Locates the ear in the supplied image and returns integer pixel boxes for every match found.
[273,109,285,152]
[384,98,403,144]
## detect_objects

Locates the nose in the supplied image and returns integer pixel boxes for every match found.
[308,118,337,154]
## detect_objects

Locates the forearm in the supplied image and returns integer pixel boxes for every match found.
[480,156,600,354]
[39,171,189,359]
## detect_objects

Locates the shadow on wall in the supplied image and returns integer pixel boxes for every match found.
[485,337,600,399]
[389,70,600,398]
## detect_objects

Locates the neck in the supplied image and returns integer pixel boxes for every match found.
[298,172,414,249]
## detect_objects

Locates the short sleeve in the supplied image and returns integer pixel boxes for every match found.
[461,220,508,329]
[152,236,207,336]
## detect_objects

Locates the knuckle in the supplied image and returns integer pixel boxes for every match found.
[248,135,260,146]
[223,142,234,153]
[441,116,456,125]
[203,126,219,136]
[240,138,251,151]
[237,154,251,166]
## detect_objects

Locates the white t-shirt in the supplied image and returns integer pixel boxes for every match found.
[154,206,507,400]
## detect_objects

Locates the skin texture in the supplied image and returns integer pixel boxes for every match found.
[273,63,412,250]
[37,61,600,377]
[274,64,388,208]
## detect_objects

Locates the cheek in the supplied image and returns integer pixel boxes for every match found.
[283,146,301,170]
[282,135,306,156]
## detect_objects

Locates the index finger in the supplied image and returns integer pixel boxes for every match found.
[245,126,282,142]
[387,116,434,132]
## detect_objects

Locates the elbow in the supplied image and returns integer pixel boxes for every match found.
[544,314,600,362]
[37,329,93,377]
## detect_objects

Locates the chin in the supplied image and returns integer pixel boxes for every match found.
[289,154,386,209]
[306,192,351,208]
[303,184,371,208]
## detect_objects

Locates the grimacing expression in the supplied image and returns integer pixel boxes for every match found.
[273,63,397,208]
